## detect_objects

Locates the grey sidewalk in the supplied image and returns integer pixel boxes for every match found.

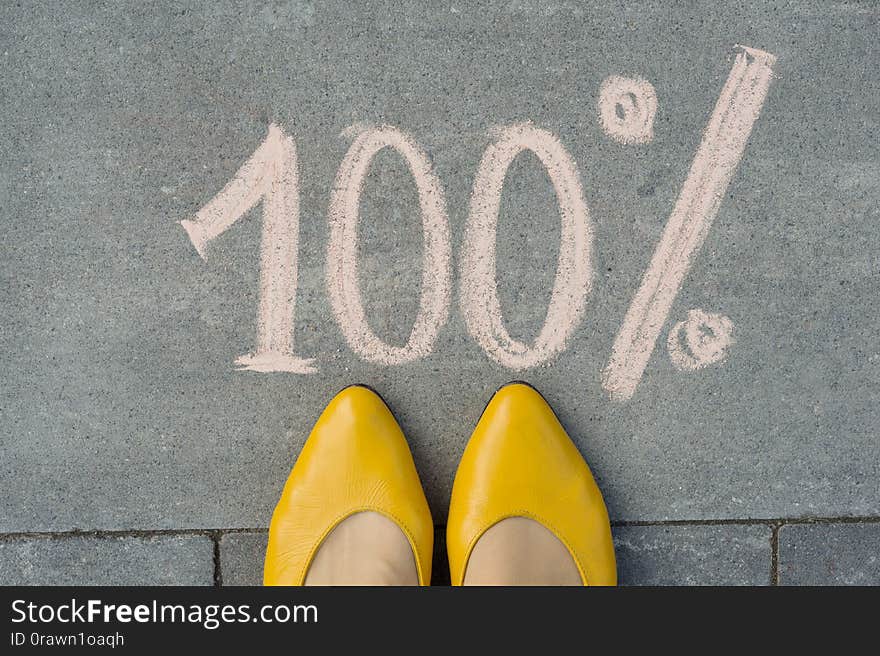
[2,1,878,586]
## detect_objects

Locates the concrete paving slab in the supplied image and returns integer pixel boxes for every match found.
[778,523,880,585]
[0,535,214,585]
[219,532,267,586]
[613,524,771,585]
[1,1,878,539]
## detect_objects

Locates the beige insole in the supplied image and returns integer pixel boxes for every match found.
[463,517,582,586]
[304,511,419,586]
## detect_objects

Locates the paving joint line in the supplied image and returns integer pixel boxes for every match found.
[0,528,218,541]
[770,522,781,586]
[610,516,880,527]
[1,515,879,541]
[210,531,223,588]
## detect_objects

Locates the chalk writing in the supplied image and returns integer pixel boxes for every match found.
[181,45,776,401]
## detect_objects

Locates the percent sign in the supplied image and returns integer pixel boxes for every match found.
[180,45,776,402]
[602,45,776,399]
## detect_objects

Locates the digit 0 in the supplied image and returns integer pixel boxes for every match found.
[326,125,453,365]
[460,123,595,369]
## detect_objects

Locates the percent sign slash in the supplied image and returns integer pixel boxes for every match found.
[601,45,776,401]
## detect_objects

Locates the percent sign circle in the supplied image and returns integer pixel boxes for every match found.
[601,45,776,401]
[667,309,735,370]
[598,75,658,144]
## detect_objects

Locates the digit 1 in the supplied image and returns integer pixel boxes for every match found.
[460,123,595,369]
[180,124,317,373]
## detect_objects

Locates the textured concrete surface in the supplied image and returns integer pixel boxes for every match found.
[219,532,267,586]
[0,535,214,585]
[613,524,771,585]
[778,523,880,586]
[1,1,878,585]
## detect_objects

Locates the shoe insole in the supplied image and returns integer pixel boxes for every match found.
[463,517,582,585]
[304,511,419,586]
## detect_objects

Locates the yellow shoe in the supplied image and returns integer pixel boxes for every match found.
[264,385,433,586]
[447,383,616,586]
